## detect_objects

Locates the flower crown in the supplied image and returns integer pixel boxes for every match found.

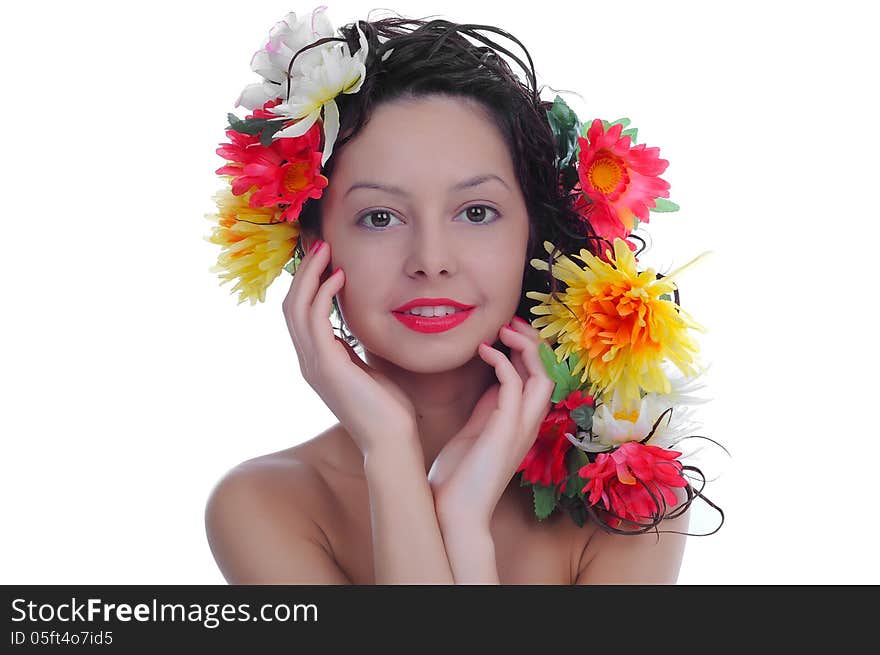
[205,7,724,534]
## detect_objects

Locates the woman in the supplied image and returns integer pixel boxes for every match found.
[204,9,693,584]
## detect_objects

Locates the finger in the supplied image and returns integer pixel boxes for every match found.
[284,239,330,313]
[309,266,346,355]
[283,239,332,357]
[477,342,522,437]
[509,318,555,408]
[508,338,528,383]
[509,316,543,343]
[498,325,555,424]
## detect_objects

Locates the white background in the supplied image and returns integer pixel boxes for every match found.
[1,0,877,584]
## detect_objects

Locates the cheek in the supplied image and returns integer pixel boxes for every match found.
[483,227,529,285]
[334,254,390,329]
[469,253,527,318]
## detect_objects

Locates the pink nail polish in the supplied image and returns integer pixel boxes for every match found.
[310,240,324,254]
[512,317,529,326]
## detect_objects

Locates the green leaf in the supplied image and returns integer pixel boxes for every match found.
[601,119,611,131]
[283,259,296,275]
[651,198,680,212]
[554,376,579,403]
[609,117,631,129]
[632,217,640,231]
[570,404,594,431]
[546,96,583,173]
[538,342,570,387]
[227,113,269,135]
[659,293,672,302]
[562,475,585,498]
[620,127,638,143]
[548,95,579,130]
[539,342,586,404]
[259,119,289,147]
[553,375,579,404]
[562,449,589,498]
[567,447,589,474]
[533,483,559,520]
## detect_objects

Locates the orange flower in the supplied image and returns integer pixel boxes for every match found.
[528,238,709,415]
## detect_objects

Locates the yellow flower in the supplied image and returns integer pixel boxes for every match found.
[204,179,300,305]
[526,238,710,414]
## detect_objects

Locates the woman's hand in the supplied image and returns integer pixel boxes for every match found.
[428,317,555,527]
[282,239,419,456]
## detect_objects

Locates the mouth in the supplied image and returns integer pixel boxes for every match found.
[391,307,476,334]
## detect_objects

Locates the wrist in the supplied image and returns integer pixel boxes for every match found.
[362,426,423,472]
[435,498,491,533]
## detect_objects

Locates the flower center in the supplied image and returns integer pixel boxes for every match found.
[587,155,623,195]
[613,408,640,422]
[282,161,311,194]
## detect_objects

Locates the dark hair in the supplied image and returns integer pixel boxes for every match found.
[293,15,600,352]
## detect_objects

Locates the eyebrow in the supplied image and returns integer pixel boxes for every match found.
[344,174,511,198]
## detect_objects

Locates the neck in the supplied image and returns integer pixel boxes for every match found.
[363,346,499,471]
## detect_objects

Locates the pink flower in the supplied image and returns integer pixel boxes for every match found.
[578,441,687,526]
[576,119,671,239]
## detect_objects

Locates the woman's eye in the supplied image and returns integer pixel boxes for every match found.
[456,205,500,225]
[358,209,402,230]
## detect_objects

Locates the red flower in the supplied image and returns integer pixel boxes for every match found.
[517,390,594,487]
[576,119,671,238]
[571,187,639,265]
[578,441,687,526]
[215,99,329,223]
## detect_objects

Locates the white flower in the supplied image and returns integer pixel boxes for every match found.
[267,23,369,166]
[591,362,712,449]
[235,7,336,110]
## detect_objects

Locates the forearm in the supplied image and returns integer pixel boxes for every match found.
[363,436,455,584]
[437,513,501,584]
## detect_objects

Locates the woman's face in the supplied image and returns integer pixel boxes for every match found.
[321,94,531,372]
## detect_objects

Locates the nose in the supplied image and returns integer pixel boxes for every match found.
[402,218,458,279]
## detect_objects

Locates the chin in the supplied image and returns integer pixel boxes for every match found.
[363,333,482,373]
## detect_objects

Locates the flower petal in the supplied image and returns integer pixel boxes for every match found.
[320,98,340,166]
[272,110,319,139]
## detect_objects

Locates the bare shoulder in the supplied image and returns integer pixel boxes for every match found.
[573,495,691,585]
[204,425,355,584]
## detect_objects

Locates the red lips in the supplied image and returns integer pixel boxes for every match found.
[392,297,475,312]
[392,308,475,333]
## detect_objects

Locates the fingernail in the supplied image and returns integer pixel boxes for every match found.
[512,317,529,326]
[310,240,324,254]
[500,325,514,333]
[481,341,492,348]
